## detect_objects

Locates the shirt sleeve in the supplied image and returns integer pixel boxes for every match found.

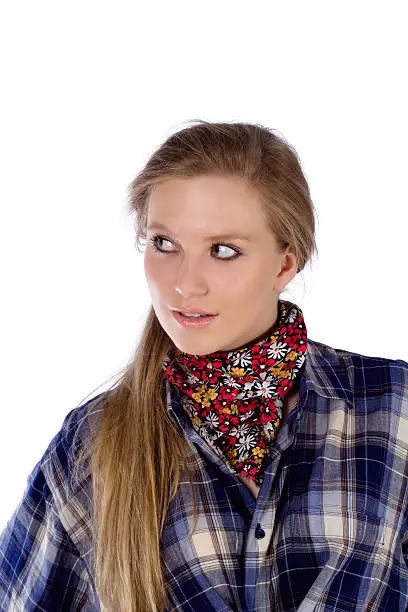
[0,456,92,611]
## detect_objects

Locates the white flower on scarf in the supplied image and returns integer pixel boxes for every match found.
[228,350,252,369]
[229,422,251,439]
[242,379,257,394]
[267,341,288,360]
[198,424,222,447]
[252,371,278,398]
[203,411,219,431]
[237,432,258,455]
[223,372,241,389]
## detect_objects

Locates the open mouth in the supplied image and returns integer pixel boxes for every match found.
[172,311,217,327]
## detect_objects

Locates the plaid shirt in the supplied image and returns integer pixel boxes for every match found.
[1,338,408,611]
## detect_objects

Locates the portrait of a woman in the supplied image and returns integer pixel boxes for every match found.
[1,121,407,611]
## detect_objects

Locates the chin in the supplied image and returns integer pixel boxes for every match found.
[170,338,218,357]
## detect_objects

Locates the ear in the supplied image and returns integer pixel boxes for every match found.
[276,248,299,290]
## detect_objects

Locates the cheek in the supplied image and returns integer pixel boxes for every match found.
[144,254,167,286]
[225,266,264,296]
[143,254,153,279]
[225,268,274,314]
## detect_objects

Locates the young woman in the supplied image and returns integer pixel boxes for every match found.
[1,120,407,612]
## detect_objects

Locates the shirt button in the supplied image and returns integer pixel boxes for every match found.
[255,523,265,539]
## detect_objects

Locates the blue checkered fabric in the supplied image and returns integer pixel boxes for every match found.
[1,338,408,611]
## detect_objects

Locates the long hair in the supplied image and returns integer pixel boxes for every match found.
[71,120,319,611]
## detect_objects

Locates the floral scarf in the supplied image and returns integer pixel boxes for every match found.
[162,299,307,486]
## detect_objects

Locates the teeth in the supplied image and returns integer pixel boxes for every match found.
[181,312,204,318]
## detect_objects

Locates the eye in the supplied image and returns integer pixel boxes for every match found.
[148,235,241,261]
[149,236,173,253]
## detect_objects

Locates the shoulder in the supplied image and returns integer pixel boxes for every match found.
[307,338,408,404]
[0,391,111,607]
[337,344,407,398]
[39,390,111,501]
[309,337,406,368]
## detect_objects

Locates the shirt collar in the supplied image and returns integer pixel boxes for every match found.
[301,338,354,407]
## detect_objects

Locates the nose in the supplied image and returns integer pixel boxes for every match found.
[174,257,209,298]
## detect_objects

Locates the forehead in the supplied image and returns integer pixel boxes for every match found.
[147,175,269,236]
[149,175,256,202]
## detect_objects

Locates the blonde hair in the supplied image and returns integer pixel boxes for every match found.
[71,120,319,611]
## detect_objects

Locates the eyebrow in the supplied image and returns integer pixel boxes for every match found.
[146,222,251,242]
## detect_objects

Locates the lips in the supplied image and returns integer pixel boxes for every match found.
[178,311,216,319]
[171,307,216,316]
[172,310,217,327]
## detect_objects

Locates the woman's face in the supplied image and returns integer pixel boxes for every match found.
[144,175,298,356]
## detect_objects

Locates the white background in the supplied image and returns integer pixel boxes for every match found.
[1,1,407,527]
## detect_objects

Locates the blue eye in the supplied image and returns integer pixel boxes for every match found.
[148,235,241,261]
